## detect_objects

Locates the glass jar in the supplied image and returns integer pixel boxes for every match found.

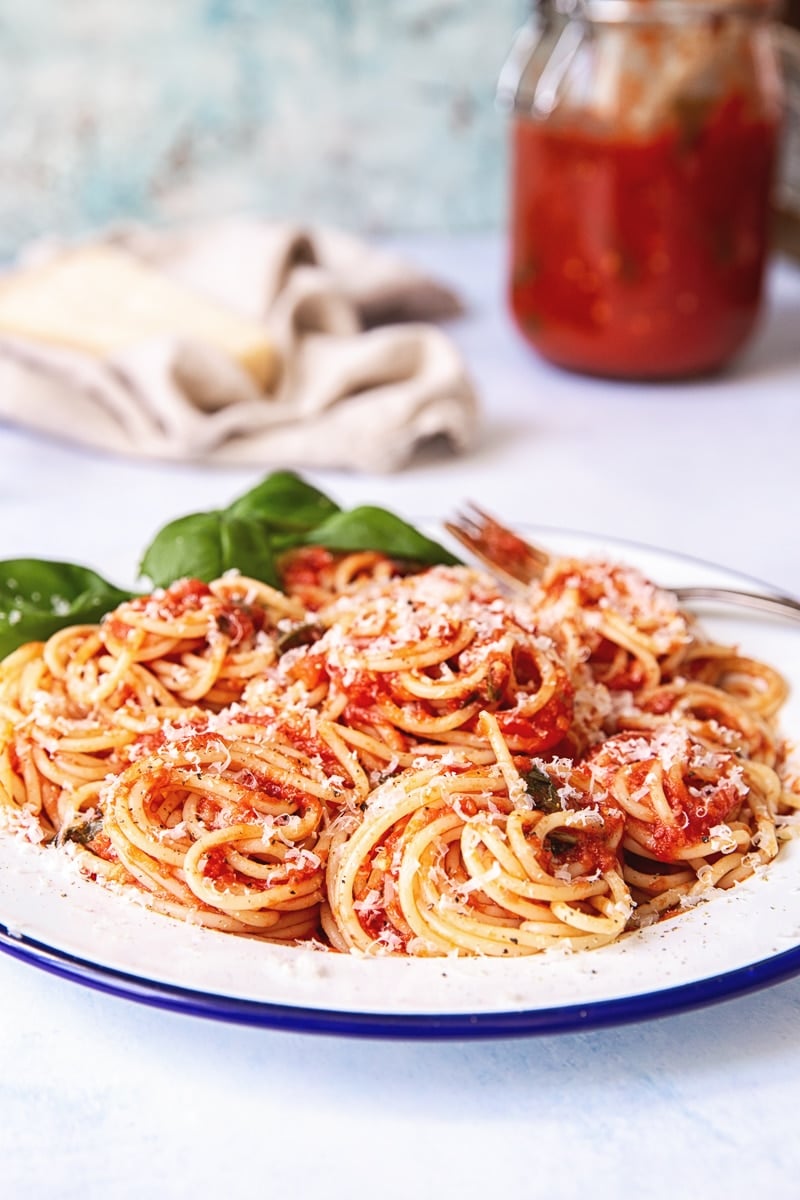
[501,0,784,379]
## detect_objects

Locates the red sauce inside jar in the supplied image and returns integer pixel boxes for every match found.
[509,93,780,378]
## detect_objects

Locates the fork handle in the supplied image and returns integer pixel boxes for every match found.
[675,586,800,624]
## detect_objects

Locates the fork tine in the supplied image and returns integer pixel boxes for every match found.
[444,521,536,589]
[445,504,550,590]
[464,505,550,570]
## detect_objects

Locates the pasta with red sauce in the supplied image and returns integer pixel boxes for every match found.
[0,544,797,956]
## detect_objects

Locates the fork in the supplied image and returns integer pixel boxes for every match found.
[445,505,800,626]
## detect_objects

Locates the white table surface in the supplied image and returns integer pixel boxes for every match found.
[1,235,799,1199]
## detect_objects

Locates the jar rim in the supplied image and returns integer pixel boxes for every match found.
[555,0,780,22]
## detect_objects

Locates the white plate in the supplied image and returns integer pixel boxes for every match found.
[1,528,799,1038]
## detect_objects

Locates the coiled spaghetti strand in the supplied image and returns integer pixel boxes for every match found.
[327,713,632,956]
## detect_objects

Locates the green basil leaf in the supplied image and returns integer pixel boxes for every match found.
[546,832,578,855]
[138,473,459,593]
[227,470,340,531]
[220,515,282,587]
[140,512,281,589]
[139,512,222,586]
[60,813,104,847]
[303,506,461,566]
[276,621,324,654]
[523,765,562,814]
[0,559,133,658]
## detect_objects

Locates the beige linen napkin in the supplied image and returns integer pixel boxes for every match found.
[0,218,479,472]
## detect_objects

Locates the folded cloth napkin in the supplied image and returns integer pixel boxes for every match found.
[0,218,480,472]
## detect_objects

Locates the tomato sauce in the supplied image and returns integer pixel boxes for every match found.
[539,805,624,879]
[509,93,780,378]
[279,547,336,595]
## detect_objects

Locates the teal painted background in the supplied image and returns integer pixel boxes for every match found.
[0,1,526,257]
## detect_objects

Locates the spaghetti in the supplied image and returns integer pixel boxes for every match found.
[0,542,797,957]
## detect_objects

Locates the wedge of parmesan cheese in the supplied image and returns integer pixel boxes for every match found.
[0,245,278,390]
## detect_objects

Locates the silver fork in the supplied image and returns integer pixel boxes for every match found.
[670,585,800,624]
[445,505,800,626]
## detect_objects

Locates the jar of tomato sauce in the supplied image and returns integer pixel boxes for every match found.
[501,0,784,379]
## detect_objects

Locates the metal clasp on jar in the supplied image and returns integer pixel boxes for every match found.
[497,1,590,117]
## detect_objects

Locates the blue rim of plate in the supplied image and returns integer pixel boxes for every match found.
[1,527,798,1039]
[3,925,800,1039]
